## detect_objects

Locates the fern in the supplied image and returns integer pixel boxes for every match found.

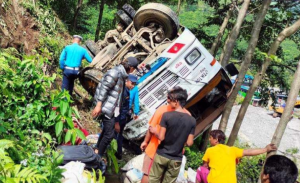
[0,139,14,148]
[0,140,47,183]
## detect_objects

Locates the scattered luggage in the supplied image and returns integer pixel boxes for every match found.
[58,145,106,173]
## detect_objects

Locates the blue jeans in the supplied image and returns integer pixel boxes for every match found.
[62,69,79,95]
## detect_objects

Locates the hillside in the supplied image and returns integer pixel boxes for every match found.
[0,0,40,53]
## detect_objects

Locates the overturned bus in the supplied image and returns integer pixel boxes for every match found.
[79,3,236,144]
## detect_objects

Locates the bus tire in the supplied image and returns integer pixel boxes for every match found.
[134,3,179,40]
[122,4,136,19]
[117,10,132,27]
[85,40,100,56]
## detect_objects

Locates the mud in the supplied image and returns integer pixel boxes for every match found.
[0,0,40,54]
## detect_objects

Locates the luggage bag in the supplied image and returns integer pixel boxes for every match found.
[58,145,106,173]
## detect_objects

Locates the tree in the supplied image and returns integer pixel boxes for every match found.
[73,0,83,30]
[227,18,300,146]
[95,0,105,42]
[268,58,300,157]
[218,0,272,132]
[176,0,181,15]
[219,0,250,67]
[209,4,234,56]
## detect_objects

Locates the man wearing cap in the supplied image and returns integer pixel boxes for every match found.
[114,74,138,159]
[59,35,92,95]
[128,57,140,120]
[92,57,139,156]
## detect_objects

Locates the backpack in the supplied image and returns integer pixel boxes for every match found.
[58,145,106,173]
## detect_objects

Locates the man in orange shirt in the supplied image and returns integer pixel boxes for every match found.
[140,86,191,183]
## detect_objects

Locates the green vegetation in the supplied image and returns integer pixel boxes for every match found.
[0,1,85,181]
[0,47,91,182]
[236,143,265,183]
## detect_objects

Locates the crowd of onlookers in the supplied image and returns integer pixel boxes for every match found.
[59,35,298,183]
[138,87,298,183]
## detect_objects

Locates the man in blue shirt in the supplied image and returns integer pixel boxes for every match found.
[114,74,139,159]
[130,86,140,120]
[59,35,92,95]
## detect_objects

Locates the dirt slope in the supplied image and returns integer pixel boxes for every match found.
[0,0,40,54]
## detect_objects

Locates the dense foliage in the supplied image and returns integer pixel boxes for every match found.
[0,49,84,182]
[0,2,85,180]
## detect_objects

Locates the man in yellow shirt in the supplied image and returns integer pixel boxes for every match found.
[202,130,277,183]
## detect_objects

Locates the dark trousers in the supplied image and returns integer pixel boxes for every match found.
[96,116,115,156]
[62,69,78,95]
[115,120,127,155]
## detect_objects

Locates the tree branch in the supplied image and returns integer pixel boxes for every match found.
[270,63,296,72]
[216,0,244,15]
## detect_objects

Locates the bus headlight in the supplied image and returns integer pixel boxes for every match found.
[185,49,201,65]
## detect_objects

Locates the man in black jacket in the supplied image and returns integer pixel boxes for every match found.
[92,57,138,156]
[114,74,138,159]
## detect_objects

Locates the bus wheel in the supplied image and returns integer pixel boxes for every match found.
[134,3,179,40]
[122,4,136,19]
[117,10,133,27]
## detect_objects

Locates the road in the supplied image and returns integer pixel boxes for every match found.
[213,105,300,158]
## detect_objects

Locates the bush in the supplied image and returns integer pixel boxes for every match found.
[236,143,265,183]
[184,147,204,170]
[236,155,265,183]
[0,49,86,182]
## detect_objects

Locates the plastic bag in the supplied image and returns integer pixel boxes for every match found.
[176,155,188,183]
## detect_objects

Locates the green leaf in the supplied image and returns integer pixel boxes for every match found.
[72,107,80,119]
[71,131,76,145]
[53,151,59,159]
[36,141,42,146]
[56,154,64,164]
[48,110,57,121]
[66,117,74,128]
[52,73,57,80]
[110,139,118,152]
[14,164,22,175]
[67,107,72,117]
[97,169,105,183]
[0,126,6,133]
[43,133,52,141]
[93,169,97,183]
[65,130,71,143]
[111,153,119,173]
[31,130,40,134]
[55,121,63,137]
[60,100,68,116]
[17,130,25,141]
[75,128,86,140]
